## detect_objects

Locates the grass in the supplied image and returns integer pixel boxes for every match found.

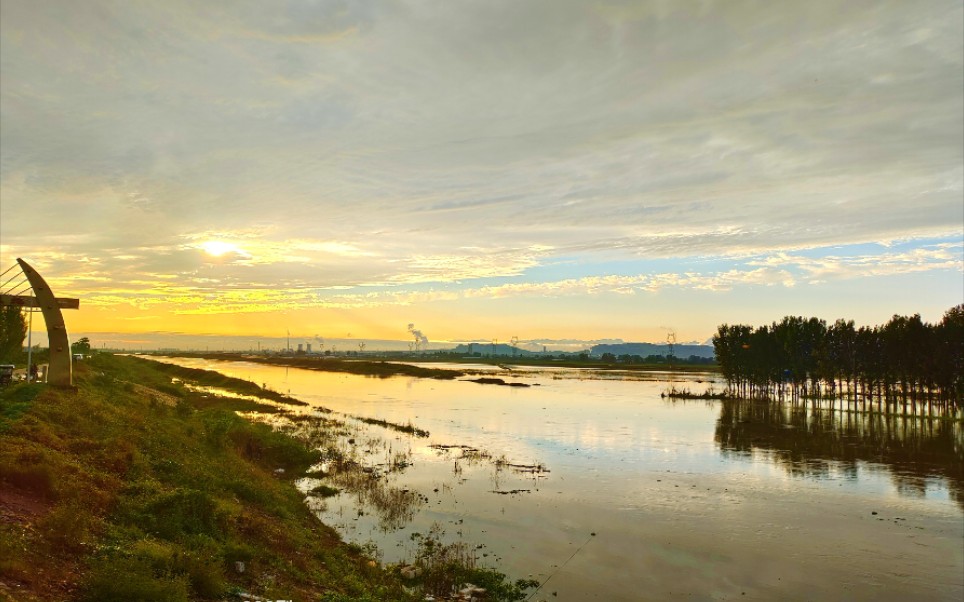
[0,353,417,601]
[350,414,430,437]
[404,524,539,601]
[161,352,467,380]
[126,355,309,406]
[662,386,730,400]
[0,382,44,431]
[154,350,721,376]
[310,484,341,498]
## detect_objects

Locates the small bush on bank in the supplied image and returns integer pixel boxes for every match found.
[141,488,224,540]
[81,556,191,602]
[37,501,97,553]
[0,458,57,498]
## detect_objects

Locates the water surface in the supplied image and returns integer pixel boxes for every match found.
[155,357,963,601]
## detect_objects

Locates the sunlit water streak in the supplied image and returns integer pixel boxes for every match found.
[153,356,963,602]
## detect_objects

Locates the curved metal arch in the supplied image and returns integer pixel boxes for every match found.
[17,258,72,386]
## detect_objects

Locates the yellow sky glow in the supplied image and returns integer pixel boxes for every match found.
[200,241,243,257]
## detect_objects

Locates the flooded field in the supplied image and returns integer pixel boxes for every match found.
[154,357,963,601]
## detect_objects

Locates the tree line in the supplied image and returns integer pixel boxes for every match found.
[712,304,963,409]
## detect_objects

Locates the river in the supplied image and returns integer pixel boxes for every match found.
[152,356,963,601]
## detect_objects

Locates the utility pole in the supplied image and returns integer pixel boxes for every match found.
[25,309,33,382]
[667,330,676,370]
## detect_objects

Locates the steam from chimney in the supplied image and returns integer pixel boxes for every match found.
[407,323,429,351]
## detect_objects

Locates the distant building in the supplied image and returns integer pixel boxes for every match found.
[589,342,715,359]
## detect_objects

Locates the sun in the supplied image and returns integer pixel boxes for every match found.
[200,240,241,257]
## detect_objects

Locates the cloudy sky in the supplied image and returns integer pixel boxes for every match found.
[1,0,961,349]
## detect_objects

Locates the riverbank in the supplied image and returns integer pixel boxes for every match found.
[156,352,469,380]
[149,351,719,377]
[0,354,420,601]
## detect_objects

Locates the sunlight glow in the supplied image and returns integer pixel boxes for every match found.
[200,240,242,257]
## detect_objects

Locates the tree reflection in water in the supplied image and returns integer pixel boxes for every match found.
[714,397,964,508]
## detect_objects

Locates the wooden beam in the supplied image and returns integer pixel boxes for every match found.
[0,294,80,310]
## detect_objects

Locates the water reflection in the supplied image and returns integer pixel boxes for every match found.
[152,356,963,601]
[715,398,964,507]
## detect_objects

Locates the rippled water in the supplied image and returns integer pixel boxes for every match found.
[155,357,964,601]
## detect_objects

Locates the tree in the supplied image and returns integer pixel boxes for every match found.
[935,304,964,403]
[713,307,961,409]
[71,336,92,355]
[0,306,27,363]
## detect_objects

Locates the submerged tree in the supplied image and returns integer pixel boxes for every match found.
[712,305,963,408]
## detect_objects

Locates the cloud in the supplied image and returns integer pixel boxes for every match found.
[59,265,800,316]
[1,0,961,328]
[749,243,963,282]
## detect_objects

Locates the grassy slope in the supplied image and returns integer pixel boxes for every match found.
[0,354,415,602]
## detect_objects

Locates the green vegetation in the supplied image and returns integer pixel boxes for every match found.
[350,414,430,437]
[0,382,43,430]
[713,304,963,408]
[166,352,468,380]
[129,355,309,407]
[163,350,718,376]
[402,525,540,601]
[71,337,91,356]
[0,354,416,601]
[402,351,716,369]
[662,386,729,401]
[0,305,27,363]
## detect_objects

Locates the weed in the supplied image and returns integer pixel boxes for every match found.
[222,541,255,564]
[0,382,44,430]
[37,502,97,553]
[402,524,539,601]
[0,456,58,499]
[80,556,191,602]
[310,484,341,498]
[141,488,224,540]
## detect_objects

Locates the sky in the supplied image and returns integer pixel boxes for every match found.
[1,0,962,351]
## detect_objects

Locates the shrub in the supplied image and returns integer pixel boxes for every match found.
[222,541,255,564]
[142,488,223,540]
[200,411,236,447]
[230,420,320,471]
[37,502,96,553]
[226,477,273,505]
[0,459,57,499]
[310,484,340,498]
[81,556,190,602]
[171,550,226,599]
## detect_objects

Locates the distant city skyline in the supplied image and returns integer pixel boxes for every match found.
[2,1,961,346]
[53,332,714,354]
